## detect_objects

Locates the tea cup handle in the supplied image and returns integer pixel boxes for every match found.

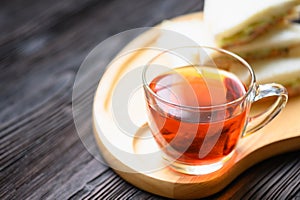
[243,83,288,137]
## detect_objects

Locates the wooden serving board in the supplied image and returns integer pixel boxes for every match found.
[93,12,300,199]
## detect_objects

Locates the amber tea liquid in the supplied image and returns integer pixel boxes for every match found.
[146,66,248,165]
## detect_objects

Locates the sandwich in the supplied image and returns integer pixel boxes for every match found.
[227,23,300,61]
[250,56,300,97]
[157,19,300,61]
[204,0,300,48]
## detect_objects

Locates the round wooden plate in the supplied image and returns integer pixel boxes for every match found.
[93,12,300,199]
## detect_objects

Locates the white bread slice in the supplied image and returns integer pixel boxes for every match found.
[250,56,300,96]
[156,19,215,49]
[204,0,300,47]
[155,20,216,67]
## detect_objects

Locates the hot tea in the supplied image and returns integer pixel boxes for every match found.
[143,46,287,175]
[146,66,247,165]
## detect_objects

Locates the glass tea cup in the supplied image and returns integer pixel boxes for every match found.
[142,46,288,175]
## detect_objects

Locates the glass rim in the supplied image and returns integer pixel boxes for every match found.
[142,45,256,110]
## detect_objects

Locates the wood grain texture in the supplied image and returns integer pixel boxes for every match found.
[0,0,299,199]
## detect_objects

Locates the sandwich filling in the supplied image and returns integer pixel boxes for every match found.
[238,47,290,61]
[282,78,300,97]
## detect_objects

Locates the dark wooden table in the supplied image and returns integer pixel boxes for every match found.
[1,0,299,199]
